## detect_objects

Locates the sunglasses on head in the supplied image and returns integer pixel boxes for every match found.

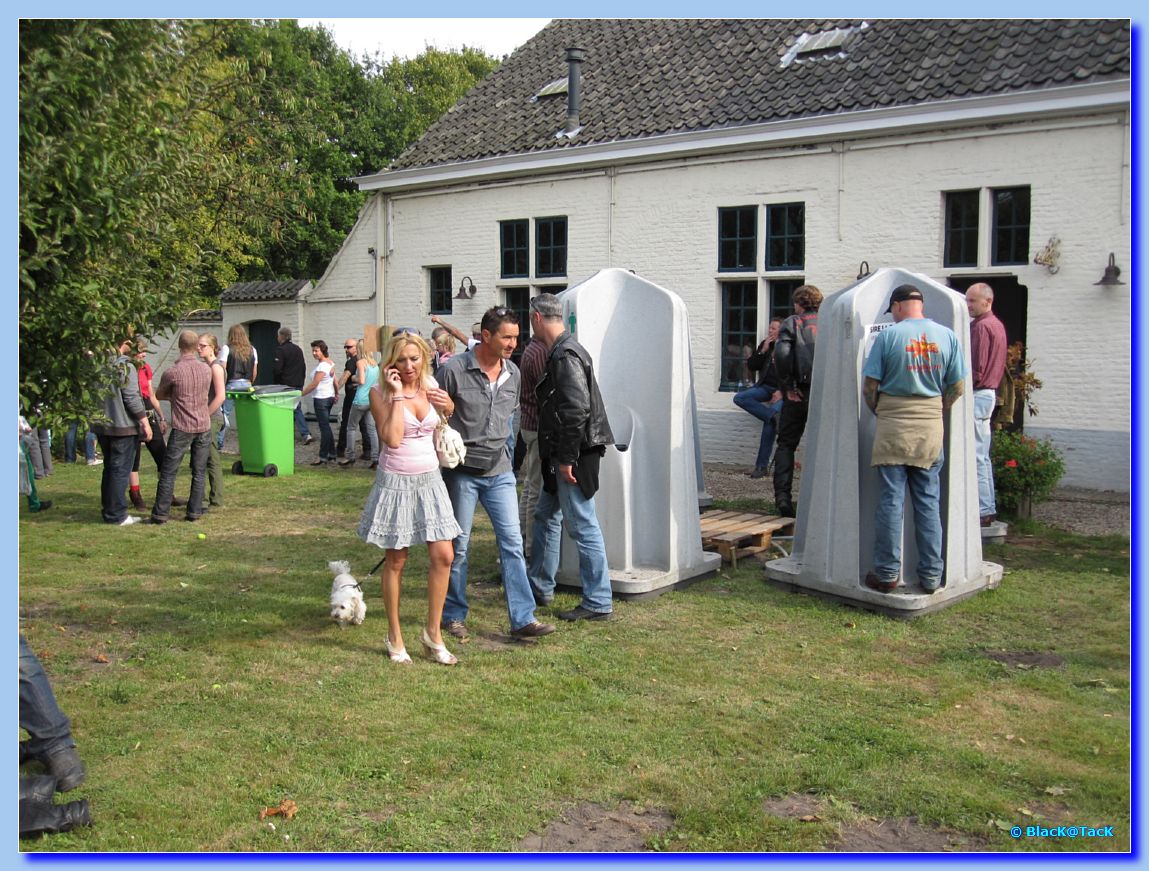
[391,327,422,337]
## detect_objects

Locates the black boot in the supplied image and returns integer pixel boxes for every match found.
[43,745,86,792]
[19,795,91,837]
[19,774,90,837]
[772,446,795,517]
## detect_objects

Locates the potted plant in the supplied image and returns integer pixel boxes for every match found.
[990,431,1066,518]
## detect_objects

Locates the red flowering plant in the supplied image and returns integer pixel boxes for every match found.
[990,431,1066,512]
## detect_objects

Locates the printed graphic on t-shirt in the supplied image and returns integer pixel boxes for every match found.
[904,333,942,372]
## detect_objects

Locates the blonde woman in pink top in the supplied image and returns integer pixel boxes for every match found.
[357,332,461,666]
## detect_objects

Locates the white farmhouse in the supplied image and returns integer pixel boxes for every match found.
[233,19,1134,490]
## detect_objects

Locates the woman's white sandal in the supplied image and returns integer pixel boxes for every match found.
[421,628,458,666]
[384,637,412,664]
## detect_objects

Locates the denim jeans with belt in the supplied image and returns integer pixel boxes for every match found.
[973,389,997,517]
[528,477,614,614]
[441,469,538,631]
[20,636,74,757]
[152,429,210,521]
[872,450,945,590]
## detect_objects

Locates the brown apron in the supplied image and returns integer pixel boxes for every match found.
[871,394,943,469]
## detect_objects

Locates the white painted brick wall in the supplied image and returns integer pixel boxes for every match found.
[296,115,1133,491]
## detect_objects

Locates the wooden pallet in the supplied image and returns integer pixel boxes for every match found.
[700,510,795,566]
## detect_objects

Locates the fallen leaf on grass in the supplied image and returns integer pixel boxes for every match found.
[843,621,856,629]
[93,654,109,664]
[991,819,1013,832]
[1017,807,1033,816]
[259,799,297,821]
[798,814,823,823]
[1044,785,1070,796]
[55,625,67,633]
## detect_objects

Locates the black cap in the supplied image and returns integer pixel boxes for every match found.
[886,285,924,312]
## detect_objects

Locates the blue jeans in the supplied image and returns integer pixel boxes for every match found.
[293,402,310,440]
[96,433,137,523]
[218,380,252,450]
[733,385,782,469]
[313,397,336,460]
[973,389,996,517]
[65,423,96,463]
[441,469,539,631]
[529,478,614,614]
[20,636,74,756]
[873,450,945,590]
[152,429,210,521]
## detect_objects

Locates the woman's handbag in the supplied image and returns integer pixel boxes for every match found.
[434,421,466,469]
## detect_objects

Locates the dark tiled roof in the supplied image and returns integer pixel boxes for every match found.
[389,18,1129,171]
[220,279,311,303]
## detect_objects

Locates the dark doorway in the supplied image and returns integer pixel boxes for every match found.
[247,320,280,386]
[948,274,1028,429]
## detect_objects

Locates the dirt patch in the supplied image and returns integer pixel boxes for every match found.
[468,631,540,652]
[520,801,673,851]
[833,816,989,852]
[762,793,828,820]
[764,794,988,852]
[984,650,1065,669]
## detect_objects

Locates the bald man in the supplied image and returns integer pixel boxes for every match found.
[966,283,1008,526]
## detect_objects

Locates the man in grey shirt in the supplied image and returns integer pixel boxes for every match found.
[436,306,555,641]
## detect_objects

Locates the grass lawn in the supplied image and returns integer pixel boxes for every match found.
[19,462,1130,852]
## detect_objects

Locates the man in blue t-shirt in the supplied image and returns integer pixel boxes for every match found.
[861,285,966,595]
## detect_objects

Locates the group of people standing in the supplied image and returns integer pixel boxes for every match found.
[355,295,616,666]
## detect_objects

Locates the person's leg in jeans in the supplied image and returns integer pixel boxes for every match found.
[24,430,48,479]
[872,463,907,585]
[19,636,74,758]
[441,470,480,625]
[555,477,613,613]
[906,452,945,590]
[21,442,48,511]
[83,429,97,463]
[314,397,335,461]
[294,401,310,442]
[343,405,361,462]
[751,398,783,473]
[64,423,78,464]
[97,434,136,524]
[477,471,539,631]
[336,390,356,458]
[151,429,191,522]
[185,431,210,518]
[528,484,562,603]
[973,389,997,520]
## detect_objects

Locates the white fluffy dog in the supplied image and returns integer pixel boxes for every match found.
[328,560,366,629]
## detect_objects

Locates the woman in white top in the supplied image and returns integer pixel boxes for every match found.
[356,332,460,665]
[300,339,338,464]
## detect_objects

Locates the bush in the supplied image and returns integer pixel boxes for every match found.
[991,430,1066,511]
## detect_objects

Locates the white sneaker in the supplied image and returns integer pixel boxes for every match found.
[86,458,103,466]
[117,515,142,526]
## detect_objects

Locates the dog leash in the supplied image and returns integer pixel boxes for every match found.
[369,554,386,574]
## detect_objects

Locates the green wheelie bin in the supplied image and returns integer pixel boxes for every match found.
[227,386,301,477]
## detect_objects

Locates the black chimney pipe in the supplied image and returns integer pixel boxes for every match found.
[564,47,586,134]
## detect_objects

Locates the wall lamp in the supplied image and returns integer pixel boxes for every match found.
[455,276,478,299]
[1093,253,1124,287]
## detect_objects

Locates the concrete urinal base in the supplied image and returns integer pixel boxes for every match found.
[764,558,1004,618]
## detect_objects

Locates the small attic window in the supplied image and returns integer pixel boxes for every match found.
[781,22,867,67]
[531,77,568,102]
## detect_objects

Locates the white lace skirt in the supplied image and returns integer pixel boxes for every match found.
[357,468,461,550]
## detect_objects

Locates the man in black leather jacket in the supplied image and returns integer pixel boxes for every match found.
[771,285,822,517]
[527,293,616,622]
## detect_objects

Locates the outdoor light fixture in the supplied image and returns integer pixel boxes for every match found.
[455,276,478,299]
[856,260,871,280]
[1093,253,1124,287]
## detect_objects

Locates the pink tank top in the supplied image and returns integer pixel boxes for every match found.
[382,403,441,475]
